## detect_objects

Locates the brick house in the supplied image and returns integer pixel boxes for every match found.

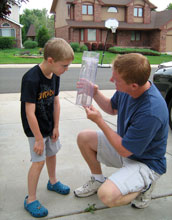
[0,2,22,48]
[50,0,172,52]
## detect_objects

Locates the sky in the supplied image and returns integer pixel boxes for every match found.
[20,0,172,14]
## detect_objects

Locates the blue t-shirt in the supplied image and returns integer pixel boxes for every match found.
[111,83,168,175]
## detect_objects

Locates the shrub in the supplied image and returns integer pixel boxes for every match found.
[108,47,160,56]
[105,43,113,51]
[37,26,50,48]
[0,37,15,49]
[98,43,105,51]
[84,42,92,51]
[80,44,88,52]
[20,51,31,56]
[92,43,98,51]
[23,40,38,49]
[70,42,80,52]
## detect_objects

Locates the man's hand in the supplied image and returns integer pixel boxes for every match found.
[85,105,103,124]
[51,127,59,142]
[34,139,44,155]
[77,79,99,97]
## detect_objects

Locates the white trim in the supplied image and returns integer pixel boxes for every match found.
[5,17,23,27]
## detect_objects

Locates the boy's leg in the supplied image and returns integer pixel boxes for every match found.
[27,161,45,203]
[46,137,70,195]
[46,155,57,185]
[27,137,47,203]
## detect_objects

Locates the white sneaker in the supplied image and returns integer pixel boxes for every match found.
[74,177,103,198]
[131,182,156,209]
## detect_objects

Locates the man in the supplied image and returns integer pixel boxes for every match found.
[74,53,168,208]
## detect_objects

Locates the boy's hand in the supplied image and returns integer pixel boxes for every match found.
[51,128,59,142]
[34,139,44,155]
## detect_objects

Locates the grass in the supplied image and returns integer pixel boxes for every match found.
[0,48,172,64]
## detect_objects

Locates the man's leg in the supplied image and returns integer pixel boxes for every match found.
[74,130,105,197]
[77,130,102,174]
[98,179,140,207]
[27,161,45,203]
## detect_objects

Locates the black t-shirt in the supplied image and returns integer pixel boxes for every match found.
[20,65,60,137]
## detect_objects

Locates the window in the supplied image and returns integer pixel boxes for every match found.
[108,7,118,13]
[131,31,141,41]
[88,29,96,41]
[67,4,71,17]
[82,4,93,15]
[2,23,10,27]
[81,29,84,41]
[134,7,143,17]
[0,28,15,37]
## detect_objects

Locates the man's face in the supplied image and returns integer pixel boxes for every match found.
[51,60,72,76]
[110,69,130,93]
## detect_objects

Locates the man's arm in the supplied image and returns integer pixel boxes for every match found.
[85,106,132,157]
[51,95,60,142]
[25,102,44,155]
[93,85,117,115]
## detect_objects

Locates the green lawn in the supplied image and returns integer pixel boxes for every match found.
[0,48,172,64]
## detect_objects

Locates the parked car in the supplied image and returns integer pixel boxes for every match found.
[153,61,172,129]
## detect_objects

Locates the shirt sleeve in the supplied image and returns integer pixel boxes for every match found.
[111,91,119,109]
[21,79,39,103]
[122,115,162,156]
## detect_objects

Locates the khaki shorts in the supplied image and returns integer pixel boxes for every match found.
[28,136,61,162]
[97,131,160,195]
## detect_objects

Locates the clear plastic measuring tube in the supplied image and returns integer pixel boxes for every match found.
[76,51,99,106]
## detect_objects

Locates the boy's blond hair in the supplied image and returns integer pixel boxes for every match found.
[44,38,74,62]
[113,53,151,86]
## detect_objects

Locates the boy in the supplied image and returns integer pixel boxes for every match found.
[21,38,74,218]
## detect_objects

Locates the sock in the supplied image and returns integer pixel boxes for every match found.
[92,174,105,183]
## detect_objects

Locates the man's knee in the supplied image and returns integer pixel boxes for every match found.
[77,130,97,148]
[97,180,122,207]
[77,130,88,145]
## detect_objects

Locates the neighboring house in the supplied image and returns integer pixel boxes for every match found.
[50,0,172,52]
[26,24,36,41]
[0,2,22,48]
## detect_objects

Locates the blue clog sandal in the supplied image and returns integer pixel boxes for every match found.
[24,196,48,218]
[47,180,70,195]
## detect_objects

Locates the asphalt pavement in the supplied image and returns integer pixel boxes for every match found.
[0,65,172,220]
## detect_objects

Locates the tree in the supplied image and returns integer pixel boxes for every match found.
[37,26,50,47]
[20,8,54,43]
[167,3,172,10]
[0,0,28,18]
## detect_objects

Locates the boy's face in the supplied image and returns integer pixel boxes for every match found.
[51,59,72,76]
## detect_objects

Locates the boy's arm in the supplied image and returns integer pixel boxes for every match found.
[25,102,44,155]
[51,95,60,142]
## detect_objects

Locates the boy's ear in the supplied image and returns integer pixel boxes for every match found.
[47,57,54,64]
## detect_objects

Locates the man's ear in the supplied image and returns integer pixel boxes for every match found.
[47,57,54,64]
[131,83,139,90]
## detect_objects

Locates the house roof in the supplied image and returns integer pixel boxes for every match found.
[1,17,23,27]
[66,19,156,30]
[26,24,36,37]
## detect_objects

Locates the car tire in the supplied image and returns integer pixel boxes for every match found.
[168,98,172,130]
